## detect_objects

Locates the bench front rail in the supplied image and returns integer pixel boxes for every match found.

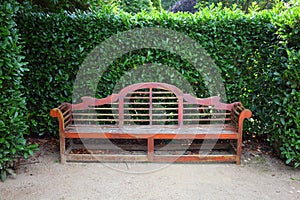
[50,82,252,164]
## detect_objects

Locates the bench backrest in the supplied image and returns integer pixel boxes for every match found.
[68,82,239,127]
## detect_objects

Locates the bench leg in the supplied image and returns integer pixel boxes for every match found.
[147,138,154,161]
[236,137,242,165]
[60,134,66,164]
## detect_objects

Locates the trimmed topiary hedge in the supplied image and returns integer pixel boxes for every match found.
[16,5,300,167]
[0,1,38,181]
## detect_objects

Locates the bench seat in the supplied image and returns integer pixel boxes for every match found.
[64,125,237,137]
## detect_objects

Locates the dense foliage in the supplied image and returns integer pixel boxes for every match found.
[268,5,300,167]
[17,0,90,12]
[162,0,178,10]
[14,3,300,168]
[151,0,163,11]
[17,0,161,13]
[0,1,38,181]
[196,0,279,13]
[121,0,154,13]
[170,0,197,13]
[169,0,284,13]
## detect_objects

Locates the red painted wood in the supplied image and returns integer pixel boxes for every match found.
[50,82,252,164]
[118,98,124,127]
[149,87,153,126]
[67,82,236,111]
[178,97,183,126]
[62,132,238,140]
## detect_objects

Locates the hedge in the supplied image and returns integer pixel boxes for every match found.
[16,5,300,167]
[0,1,38,181]
[121,0,154,13]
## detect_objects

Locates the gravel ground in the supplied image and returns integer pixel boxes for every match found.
[1,139,300,200]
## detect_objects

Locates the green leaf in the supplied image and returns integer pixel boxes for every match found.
[286,157,293,164]
[280,118,285,125]
[291,177,300,181]
[1,170,7,182]
[11,148,16,154]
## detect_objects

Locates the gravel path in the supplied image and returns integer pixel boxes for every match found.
[1,142,300,200]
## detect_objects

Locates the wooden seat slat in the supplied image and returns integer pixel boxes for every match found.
[123,119,179,122]
[90,108,119,110]
[65,124,236,134]
[64,118,72,126]
[119,102,180,105]
[124,108,177,111]
[183,107,219,110]
[62,109,71,116]
[71,118,231,122]
[152,113,178,116]
[72,113,118,116]
[183,113,230,116]
[123,97,178,100]
[126,91,175,95]
[183,118,231,122]
[63,113,72,122]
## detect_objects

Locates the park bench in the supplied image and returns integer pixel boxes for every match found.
[50,82,252,164]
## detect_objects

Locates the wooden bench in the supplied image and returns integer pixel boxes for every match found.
[50,82,252,164]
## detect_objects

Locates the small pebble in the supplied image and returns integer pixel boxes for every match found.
[297,190,300,193]
[289,191,294,194]
[250,152,260,157]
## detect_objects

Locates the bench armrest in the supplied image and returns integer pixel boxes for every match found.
[231,103,252,134]
[50,103,72,133]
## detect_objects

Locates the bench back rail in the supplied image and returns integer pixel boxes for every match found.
[50,82,251,132]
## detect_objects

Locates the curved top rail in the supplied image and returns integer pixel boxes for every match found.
[117,82,237,110]
[117,82,186,98]
[69,82,238,110]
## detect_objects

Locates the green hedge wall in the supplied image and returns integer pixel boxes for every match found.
[121,0,154,13]
[0,1,37,181]
[16,6,300,167]
[268,6,300,166]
